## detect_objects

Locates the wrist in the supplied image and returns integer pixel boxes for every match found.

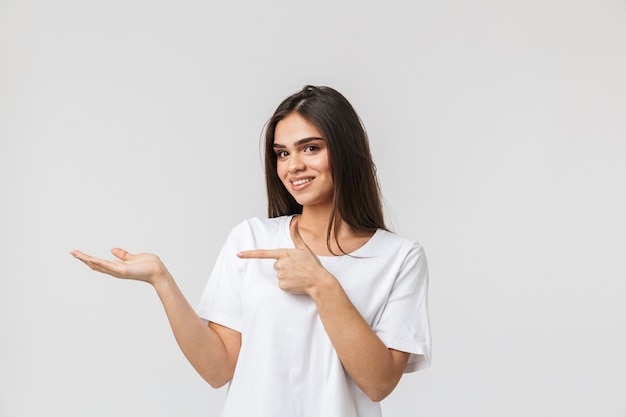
[151,268,173,292]
[307,271,340,303]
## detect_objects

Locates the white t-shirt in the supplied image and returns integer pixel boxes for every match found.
[197,216,431,417]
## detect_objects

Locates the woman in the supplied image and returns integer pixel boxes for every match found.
[72,85,431,417]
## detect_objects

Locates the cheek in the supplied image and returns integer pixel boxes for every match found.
[311,155,331,175]
[276,161,287,179]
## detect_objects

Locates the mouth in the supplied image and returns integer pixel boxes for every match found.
[290,177,314,190]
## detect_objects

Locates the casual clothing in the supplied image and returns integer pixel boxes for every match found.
[197,215,431,417]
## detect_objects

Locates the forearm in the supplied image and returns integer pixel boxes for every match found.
[152,273,236,388]
[309,275,407,402]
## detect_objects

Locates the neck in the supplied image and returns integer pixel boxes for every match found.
[297,203,336,241]
[295,204,374,256]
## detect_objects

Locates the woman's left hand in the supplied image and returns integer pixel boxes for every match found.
[237,220,331,295]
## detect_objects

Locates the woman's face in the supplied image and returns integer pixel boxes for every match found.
[273,112,334,209]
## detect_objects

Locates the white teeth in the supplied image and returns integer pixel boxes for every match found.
[292,178,312,186]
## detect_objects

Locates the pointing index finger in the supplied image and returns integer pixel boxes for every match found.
[237,249,286,259]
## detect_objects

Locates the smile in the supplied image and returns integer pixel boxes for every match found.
[291,178,313,186]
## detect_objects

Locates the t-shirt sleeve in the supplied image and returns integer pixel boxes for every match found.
[374,243,431,373]
[196,221,251,333]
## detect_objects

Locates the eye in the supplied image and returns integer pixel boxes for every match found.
[303,145,319,153]
[275,150,289,159]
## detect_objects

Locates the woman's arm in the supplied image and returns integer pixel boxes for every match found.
[309,278,409,402]
[71,249,240,388]
[237,223,408,401]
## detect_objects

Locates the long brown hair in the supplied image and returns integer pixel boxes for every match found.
[264,85,388,253]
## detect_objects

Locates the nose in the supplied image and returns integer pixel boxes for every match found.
[288,153,305,173]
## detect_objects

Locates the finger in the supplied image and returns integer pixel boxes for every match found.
[71,250,124,276]
[71,250,100,264]
[71,250,111,267]
[84,256,121,272]
[237,249,286,259]
[290,220,311,250]
[111,247,131,261]
[83,259,122,276]
[70,250,87,260]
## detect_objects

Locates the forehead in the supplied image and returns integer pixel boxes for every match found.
[274,112,323,145]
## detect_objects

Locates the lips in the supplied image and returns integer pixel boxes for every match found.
[290,177,314,190]
[292,178,312,186]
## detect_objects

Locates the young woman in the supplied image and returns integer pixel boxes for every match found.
[71,85,431,417]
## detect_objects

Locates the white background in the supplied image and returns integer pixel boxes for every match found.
[1,1,625,416]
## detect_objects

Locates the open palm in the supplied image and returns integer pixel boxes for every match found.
[71,248,168,285]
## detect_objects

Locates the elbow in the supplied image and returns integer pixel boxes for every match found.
[204,372,233,389]
[362,381,398,403]
[365,388,391,403]
[361,374,403,402]
[207,379,230,389]
[363,350,408,402]
[199,365,235,389]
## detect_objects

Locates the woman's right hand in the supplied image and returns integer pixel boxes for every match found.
[71,248,169,286]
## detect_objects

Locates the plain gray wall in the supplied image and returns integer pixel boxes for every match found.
[1,1,625,416]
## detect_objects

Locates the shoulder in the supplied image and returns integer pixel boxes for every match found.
[359,229,428,274]
[368,229,424,256]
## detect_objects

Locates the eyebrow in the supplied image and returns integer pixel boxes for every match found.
[273,137,325,149]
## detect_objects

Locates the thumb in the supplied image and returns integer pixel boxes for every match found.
[111,247,131,261]
[290,220,310,250]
